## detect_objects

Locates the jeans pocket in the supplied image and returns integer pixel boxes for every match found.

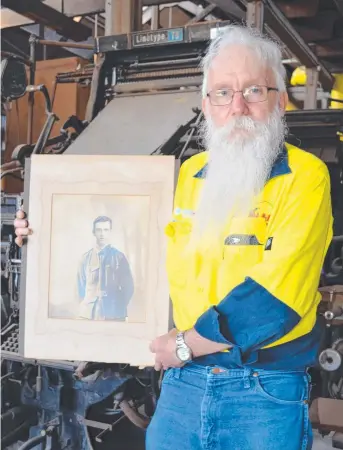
[255,372,309,405]
[162,368,177,385]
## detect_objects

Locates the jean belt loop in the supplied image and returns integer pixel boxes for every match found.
[243,368,251,389]
[173,367,181,379]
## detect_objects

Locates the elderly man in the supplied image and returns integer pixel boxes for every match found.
[146,25,332,449]
[14,25,332,450]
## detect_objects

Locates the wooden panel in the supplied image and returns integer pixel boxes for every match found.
[3,57,90,194]
[20,154,176,366]
[159,5,191,28]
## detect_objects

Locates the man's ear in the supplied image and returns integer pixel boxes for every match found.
[279,90,289,113]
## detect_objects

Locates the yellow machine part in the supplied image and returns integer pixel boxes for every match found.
[286,101,298,111]
[290,67,343,110]
[331,74,343,109]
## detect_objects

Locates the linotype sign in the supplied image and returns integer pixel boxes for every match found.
[131,28,184,47]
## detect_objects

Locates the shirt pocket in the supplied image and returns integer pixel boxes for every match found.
[165,219,192,289]
[223,217,267,271]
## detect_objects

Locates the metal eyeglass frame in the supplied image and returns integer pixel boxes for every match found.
[206,85,279,106]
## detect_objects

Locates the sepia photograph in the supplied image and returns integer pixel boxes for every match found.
[48,194,150,323]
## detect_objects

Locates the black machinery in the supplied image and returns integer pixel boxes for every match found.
[1,21,343,449]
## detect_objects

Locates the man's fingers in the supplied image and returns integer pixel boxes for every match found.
[15,227,31,237]
[16,210,26,220]
[15,236,23,247]
[14,219,28,229]
[154,360,163,371]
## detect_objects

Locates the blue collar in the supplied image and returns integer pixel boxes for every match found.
[194,145,291,181]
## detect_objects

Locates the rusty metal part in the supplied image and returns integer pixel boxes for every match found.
[113,75,202,94]
[1,160,22,171]
[318,285,343,325]
[1,0,91,42]
[119,399,150,429]
[310,398,343,433]
[187,4,216,24]
[124,67,201,80]
[35,40,94,50]
[246,0,264,30]
[319,285,343,306]
[56,67,95,79]
[0,168,23,180]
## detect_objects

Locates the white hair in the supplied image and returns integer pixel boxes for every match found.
[201,24,287,97]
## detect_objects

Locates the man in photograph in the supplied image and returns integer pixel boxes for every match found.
[77,215,134,321]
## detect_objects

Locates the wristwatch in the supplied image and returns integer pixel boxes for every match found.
[175,331,193,363]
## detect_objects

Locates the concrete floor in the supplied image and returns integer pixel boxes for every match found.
[313,430,334,449]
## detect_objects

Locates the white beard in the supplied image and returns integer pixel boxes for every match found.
[191,107,287,247]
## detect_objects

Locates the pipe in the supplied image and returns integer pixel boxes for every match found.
[1,420,32,448]
[18,434,47,450]
[36,40,93,50]
[1,407,26,422]
[27,35,36,145]
[119,399,150,429]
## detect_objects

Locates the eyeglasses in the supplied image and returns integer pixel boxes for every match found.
[206,85,279,106]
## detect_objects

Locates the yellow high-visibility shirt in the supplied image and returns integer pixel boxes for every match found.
[165,143,333,369]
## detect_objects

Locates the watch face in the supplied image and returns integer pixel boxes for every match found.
[177,346,191,362]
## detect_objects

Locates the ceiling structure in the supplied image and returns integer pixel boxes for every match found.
[1,0,342,80]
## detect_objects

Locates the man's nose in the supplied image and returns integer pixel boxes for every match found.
[230,92,247,116]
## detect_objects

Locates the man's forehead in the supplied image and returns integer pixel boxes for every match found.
[208,46,270,84]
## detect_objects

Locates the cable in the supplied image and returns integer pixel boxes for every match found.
[18,434,47,450]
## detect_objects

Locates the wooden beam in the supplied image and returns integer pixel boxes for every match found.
[274,0,319,19]
[1,0,92,41]
[105,0,143,35]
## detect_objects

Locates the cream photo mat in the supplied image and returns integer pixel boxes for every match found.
[19,154,177,366]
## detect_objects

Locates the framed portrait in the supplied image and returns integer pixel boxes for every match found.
[19,154,177,366]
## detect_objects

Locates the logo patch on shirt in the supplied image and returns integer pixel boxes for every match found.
[265,237,273,251]
[249,201,273,224]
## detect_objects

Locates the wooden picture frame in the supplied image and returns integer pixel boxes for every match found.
[19,154,177,366]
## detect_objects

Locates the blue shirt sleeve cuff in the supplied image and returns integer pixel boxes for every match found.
[193,277,301,356]
[194,306,231,345]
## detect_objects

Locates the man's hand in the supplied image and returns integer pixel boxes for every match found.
[149,327,231,371]
[13,209,32,247]
[149,328,184,371]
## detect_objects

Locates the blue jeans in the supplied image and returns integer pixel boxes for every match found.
[146,364,313,450]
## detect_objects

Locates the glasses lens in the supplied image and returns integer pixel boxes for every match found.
[244,85,267,103]
[210,89,233,105]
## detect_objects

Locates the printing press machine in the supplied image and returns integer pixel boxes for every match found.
[1,21,343,449]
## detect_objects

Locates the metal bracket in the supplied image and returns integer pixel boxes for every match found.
[304,67,320,109]
[246,0,265,30]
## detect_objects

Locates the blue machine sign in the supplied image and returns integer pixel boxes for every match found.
[131,28,184,47]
